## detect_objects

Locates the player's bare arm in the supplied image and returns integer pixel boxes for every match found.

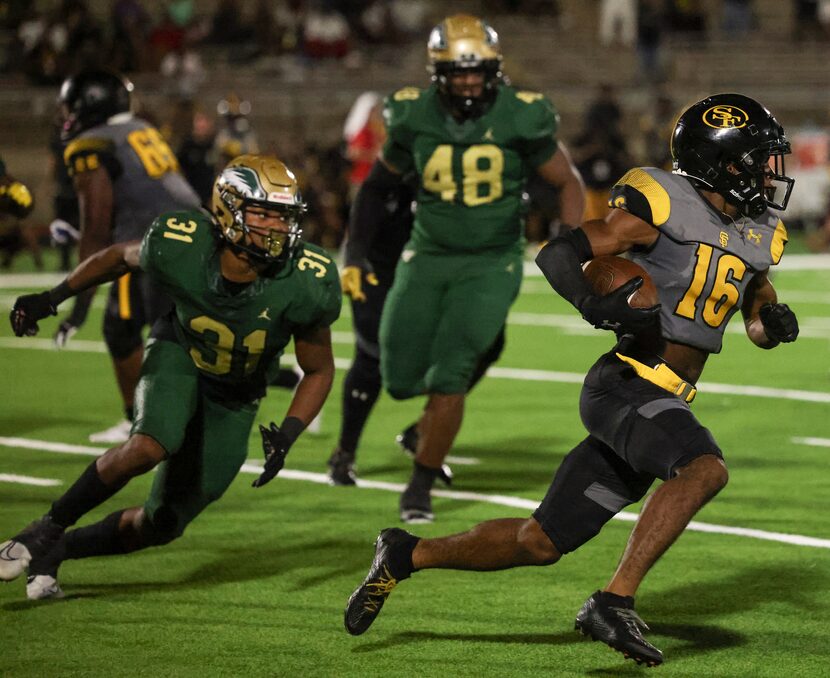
[75,166,114,260]
[534,141,585,228]
[252,324,336,489]
[9,239,141,337]
[742,269,799,348]
[287,325,336,426]
[53,164,115,344]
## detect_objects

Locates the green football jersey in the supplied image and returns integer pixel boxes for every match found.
[139,209,341,395]
[382,84,559,254]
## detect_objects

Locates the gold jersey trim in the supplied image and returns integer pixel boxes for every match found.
[770,219,787,265]
[616,168,671,226]
[63,137,112,166]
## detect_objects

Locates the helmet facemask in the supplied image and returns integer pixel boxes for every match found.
[709,139,793,219]
[428,15,503,121]
[212,156,306,275]
[432,60,502,121]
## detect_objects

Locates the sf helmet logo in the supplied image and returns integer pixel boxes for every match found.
[702,105,749,129]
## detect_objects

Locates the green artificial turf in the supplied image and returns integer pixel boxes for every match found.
[1,262,828,677]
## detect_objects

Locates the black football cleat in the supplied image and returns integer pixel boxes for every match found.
[327,447,357,486]
[399,479,434,524]
[574,590,664,667]
[395,425,453,487]
[0,516,64,583]
[344,528,416,635]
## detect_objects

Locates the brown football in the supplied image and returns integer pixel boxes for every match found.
[583,255,658,309]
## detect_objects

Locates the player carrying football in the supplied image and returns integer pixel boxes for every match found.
[342,14,585,521]
[2,155,340,600]
[343,93,799,667]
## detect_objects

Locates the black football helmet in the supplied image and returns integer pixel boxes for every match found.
[427,14,503,120]
[671,93,794,218]
[58,69,133,141]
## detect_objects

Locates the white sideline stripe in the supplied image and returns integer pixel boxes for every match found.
[0,253,828,289]
[2,437,828,550]
[2,338,829,404]
[0,294,107,310]
[792,436,830,448]
[0,437,107,455]
[445,455,480,465]
[0,473,61,487]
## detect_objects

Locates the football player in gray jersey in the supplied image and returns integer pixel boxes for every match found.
[57,69,201,443]
[343,94,799,668]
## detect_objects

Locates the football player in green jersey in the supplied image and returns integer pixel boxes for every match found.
[2,155,341,600]
[344,14,585,522]
[343,94,799,667]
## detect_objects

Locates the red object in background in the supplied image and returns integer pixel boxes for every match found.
[347,124,383,185]
[790,130,829,170]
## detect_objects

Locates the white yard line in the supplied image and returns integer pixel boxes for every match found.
[792,436,830,448]
[445,455,481,465]
[0,473,61,486]
[1,253,829,291]
[2,436,828,550]
[2,337,829,404]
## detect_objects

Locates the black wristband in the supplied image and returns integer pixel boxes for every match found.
[48,279,74,307]
[279,416,305,447]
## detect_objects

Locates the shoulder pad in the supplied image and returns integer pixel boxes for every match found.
[514,90,545,105]
[289,244,342,328]
[390,87,423,102]
[510,89,560,139]
[609,168,671,227]
[140,209,211,273]
[63,137,116,176]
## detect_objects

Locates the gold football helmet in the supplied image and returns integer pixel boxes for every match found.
[212,154,306,270]
[427,14,503,120]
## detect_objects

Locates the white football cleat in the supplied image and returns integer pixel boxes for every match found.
[89,419,132,444]
[0,539,32,581]
[26,575,65,600]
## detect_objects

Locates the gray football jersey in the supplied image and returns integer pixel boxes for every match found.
[63,115,200,243]
[609,167,788,353]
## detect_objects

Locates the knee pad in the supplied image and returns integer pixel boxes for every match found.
[140,505,185,546]
[345,349,382,397]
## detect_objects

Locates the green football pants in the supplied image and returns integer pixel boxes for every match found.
[133,338,258,539]
[380,247,522,398]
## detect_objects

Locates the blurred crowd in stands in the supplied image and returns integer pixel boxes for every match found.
[2,0,830,272]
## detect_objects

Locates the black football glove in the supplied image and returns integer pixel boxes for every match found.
[9,291,57,337]
[579,277,661,333]
[759,302,799,343]
[252,422,291,488]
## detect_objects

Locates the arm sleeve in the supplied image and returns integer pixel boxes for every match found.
[379,93,416,174]
[518,94,560,168]
[345,160,404,267]
[535,228,595,311]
